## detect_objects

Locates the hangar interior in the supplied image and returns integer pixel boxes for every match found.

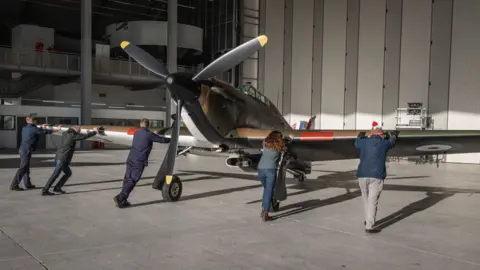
[259,0,480,164]
[0,0,479,164]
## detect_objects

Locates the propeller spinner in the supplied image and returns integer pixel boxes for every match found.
[120,35,268,201]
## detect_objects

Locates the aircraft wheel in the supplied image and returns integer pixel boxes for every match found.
[161,175,183,202]
[295,174,306,182]
[270,199,280,212]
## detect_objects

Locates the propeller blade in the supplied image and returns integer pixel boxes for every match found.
[152,99,183,190]
[120,41,169,80]
[192,35,268,81]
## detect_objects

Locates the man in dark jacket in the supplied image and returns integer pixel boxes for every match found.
[10,115,60,191]
[113,118,171,208]
[355,121,398,233]
[42,126,98,195]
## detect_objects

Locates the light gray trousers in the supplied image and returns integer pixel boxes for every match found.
[358,177,384,229]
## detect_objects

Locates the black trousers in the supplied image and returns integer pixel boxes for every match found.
[11,150,33,188]
[118,160,145,202]
[43,160,72,192]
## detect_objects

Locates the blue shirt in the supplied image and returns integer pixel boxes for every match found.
[20,124,53,152]
[127,127,171,164]
[355,134,397,180]
[257,147,282,169]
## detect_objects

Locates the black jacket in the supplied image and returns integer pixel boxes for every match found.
[55,130,97,163]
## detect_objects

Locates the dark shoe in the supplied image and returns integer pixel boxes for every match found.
[41,191,55,196]
[53,187,66,194]
[365,228,381,234]
[10,186,24,191]
[113,195,127,208]
[25,184,36,190]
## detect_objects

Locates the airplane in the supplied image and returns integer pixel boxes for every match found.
[42,34,480,209]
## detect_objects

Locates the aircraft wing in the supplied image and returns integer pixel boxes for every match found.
[234,128,480,162]
[42,125,217,148]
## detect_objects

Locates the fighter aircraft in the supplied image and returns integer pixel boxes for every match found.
[45,34,480,206]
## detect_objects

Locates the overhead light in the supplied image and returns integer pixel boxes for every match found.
[71,104,81,107]
[42,100,64,104]
[92,102,106,106]
[108,106,125,109]
[126,104,145,108]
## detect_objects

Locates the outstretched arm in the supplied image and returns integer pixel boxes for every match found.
[384,133,397,149]
[72,131,98,141]
[150,132,171,143]
[35,124,53,135]
[355,132,366,149]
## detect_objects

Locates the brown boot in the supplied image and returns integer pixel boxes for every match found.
[261,211,273,222]
[260,209,264,218]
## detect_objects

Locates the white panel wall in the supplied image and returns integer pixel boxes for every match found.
[356,0,386,129]
[428,0,453,130]
[311,0,324,130]
[320,0,347,129]
[263,0,285,111]
[289,0,314,124]
[446,0,480,164]
[241,0,260,88]
[398,0,432,109]
[343,0,360,130]
[381,0,402,130]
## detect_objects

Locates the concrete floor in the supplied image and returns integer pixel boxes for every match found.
[0,147,479,270]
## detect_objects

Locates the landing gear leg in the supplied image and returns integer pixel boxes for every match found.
[294,173,306,182]
[270,199,280,212]
[161,175,183,202]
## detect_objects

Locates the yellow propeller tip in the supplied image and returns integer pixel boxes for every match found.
[258,35,268,47]
[120,41,130,49]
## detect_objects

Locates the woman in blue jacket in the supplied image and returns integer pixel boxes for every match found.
[257,130,289,221]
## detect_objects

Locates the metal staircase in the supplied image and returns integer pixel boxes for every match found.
[0,74,52,97]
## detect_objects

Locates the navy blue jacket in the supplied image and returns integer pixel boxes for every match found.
[355,134,397,180]
[19,124,53,153]
[127,127,171,165]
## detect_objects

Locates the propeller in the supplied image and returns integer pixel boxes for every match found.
[120,35,268,200]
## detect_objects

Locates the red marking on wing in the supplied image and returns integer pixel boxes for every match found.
[299,131,334,141]
[127,128,140,135]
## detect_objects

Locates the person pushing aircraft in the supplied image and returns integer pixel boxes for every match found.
[113,118,171,208]
[42,126,100,196]
[355,121,398,233]
[10,115,61,191]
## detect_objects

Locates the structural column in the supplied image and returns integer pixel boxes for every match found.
[81,0,92,148]
[166,0,178,127]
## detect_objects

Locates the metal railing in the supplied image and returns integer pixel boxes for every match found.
[0,46,198,78]
[15,98,166,111]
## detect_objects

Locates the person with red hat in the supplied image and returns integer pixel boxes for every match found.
[354,121,399,233]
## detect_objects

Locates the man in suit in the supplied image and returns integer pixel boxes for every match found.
[10,115,60,191]
[113,118,171,208]
[42,126,99,195]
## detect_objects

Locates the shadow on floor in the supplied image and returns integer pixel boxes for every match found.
[180,169,480,221]
[374,191,455,230]
[273,190,363,220]
[0,156,125,169]
[127,183,263,208]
